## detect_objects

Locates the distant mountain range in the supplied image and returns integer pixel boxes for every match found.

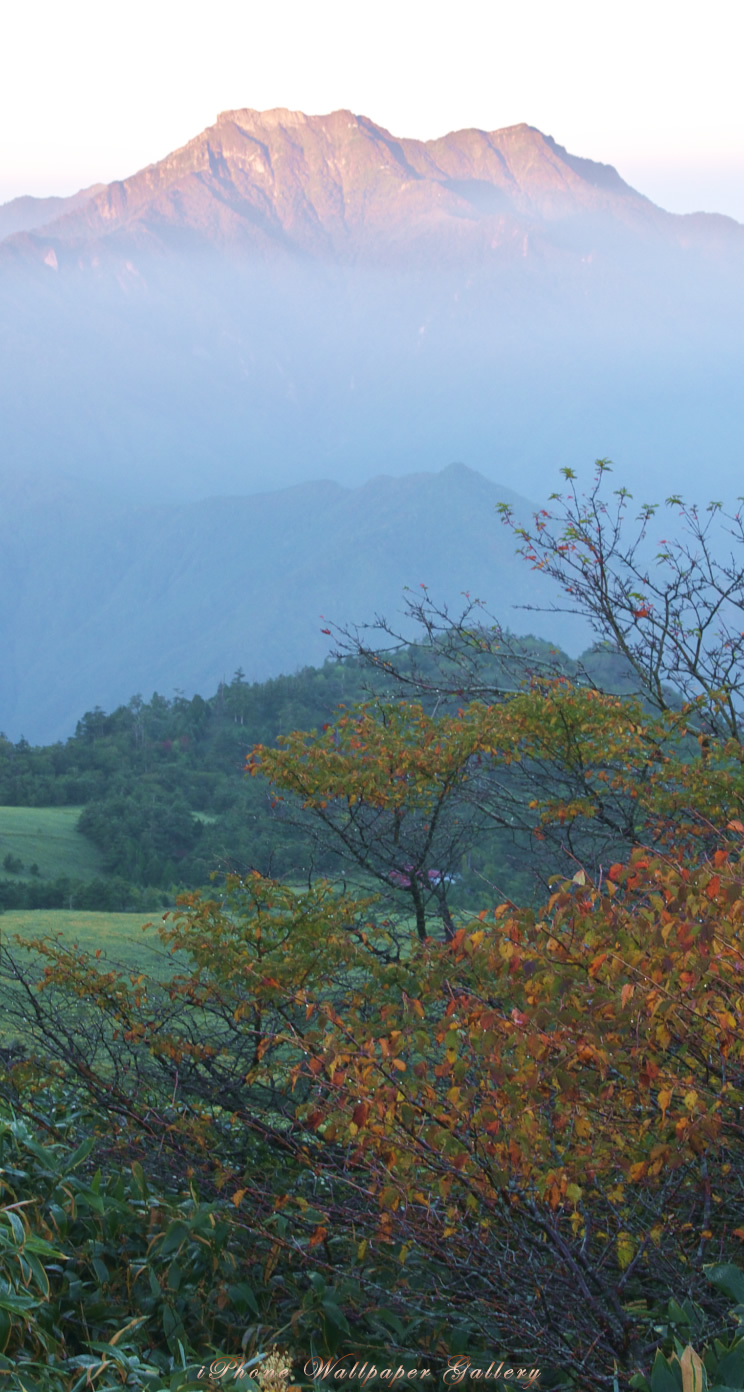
[1,108,742,501]
[0,463,588,744]
[2,109,741,742]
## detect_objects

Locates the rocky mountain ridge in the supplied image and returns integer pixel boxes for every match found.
[5,110,741,270]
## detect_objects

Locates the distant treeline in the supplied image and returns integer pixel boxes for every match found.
[0,645,635,900]
[0,875,168,913]
[0,662,380,891]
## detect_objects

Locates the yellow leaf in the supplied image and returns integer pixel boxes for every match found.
[232,1188,247,1207]
[683,1090,699,1112]
[679,1344,705,1392]
[657,1089,673,1120]
[617,1232,635,1270]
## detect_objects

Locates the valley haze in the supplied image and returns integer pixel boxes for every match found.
[1,108,741,740]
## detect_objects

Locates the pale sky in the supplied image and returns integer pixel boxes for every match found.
[1,0,743,219]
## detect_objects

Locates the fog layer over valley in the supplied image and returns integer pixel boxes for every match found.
[1,108,742,503]
[0,463,591,744]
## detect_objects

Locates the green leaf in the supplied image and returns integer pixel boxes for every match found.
[0,1288,39,1314]
[706,1266,744,1307]
[321,1297,350,1353]
[2,1210,25,1246]
[159,1220,188,1257]
[65,1135,95,1171]
[162,1302,181,1345]
[648,1350,683,1392]
[714,1342,744,1386]
[20,1252,49,1296]
[227,1281,259,1315]
[131,1161,147,1198]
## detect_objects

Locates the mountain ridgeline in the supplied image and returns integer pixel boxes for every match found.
[1,107,742,503]
[0,463,589,744]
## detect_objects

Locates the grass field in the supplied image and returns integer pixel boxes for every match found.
[0,806,105,881]
[0,910,186,1047]
[0,908,175,976]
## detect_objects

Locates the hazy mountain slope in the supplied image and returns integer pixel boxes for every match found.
[0,183,104,239]
[0,110,741,502]
[0,463,587,745]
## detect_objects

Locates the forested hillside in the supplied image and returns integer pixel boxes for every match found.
[0,662,363,907]
[0,639,635,910]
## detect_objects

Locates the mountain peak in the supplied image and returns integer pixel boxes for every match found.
[217,105,313,129]
[9,105,678,270]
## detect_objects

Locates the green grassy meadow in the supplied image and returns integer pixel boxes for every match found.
[0,806,105,880]
[0,908,176,976]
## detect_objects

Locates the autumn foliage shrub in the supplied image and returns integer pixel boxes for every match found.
[4,818,744,1387]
